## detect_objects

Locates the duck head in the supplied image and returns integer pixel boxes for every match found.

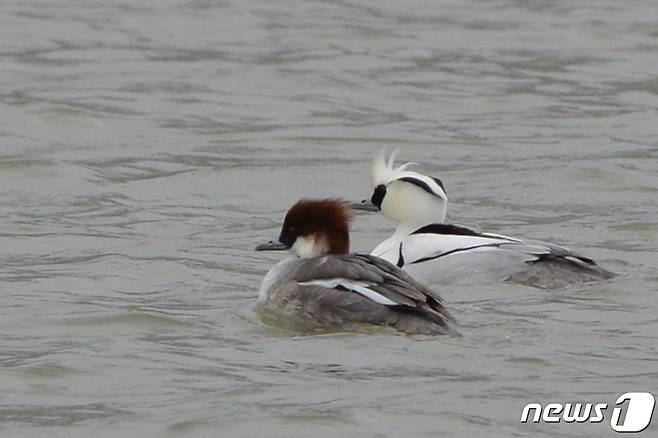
[256,199,351,258]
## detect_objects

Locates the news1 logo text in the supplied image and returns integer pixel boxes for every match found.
[520,392,655,433]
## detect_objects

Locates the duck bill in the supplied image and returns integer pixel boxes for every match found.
[255,239,288,251]
[348,199,379,212]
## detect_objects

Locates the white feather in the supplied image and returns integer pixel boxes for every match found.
[388,233,544,284]
[401,233,512,262]
[372,149,415,188]
[298,278,397,306]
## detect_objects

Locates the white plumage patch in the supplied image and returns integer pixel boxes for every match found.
[291,235,326,258]
[372,150,447,200]
[372,150,413,187]
[298,278,397,306]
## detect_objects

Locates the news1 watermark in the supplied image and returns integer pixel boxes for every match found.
[521,392,655,433]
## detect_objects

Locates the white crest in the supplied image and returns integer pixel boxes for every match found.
[371,150,447,201]
[372,149,414,187]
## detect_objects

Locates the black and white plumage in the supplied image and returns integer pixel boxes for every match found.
[370,151,449,226]
[362,152,616,289]
[255,199,455,335]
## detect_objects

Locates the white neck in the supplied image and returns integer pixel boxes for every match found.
[372,222,434,262]
[393,223,422,238]
[371,234,400,263]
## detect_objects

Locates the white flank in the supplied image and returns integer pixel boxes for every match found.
[480,232,521,242]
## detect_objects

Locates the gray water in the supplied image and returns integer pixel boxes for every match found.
[1,1,657,437]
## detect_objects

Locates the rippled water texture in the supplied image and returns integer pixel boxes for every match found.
[1,0,657,437]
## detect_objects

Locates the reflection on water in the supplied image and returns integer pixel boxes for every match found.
[1,0,657,436]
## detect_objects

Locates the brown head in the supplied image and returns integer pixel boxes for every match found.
[255,199,351,257]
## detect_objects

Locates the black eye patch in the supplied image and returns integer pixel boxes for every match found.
[371,184,386,209]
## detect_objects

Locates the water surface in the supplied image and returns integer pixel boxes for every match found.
[1,0,657,437]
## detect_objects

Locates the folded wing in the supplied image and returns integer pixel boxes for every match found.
[292,254,454,331]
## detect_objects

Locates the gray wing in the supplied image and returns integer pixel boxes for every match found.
[291,253,454,330]
[481,235,616,287]
[273,282,452,335]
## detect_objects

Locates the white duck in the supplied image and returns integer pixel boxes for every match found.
[352,152,616,289]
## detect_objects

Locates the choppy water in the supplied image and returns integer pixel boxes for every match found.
[1,0,657,437]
